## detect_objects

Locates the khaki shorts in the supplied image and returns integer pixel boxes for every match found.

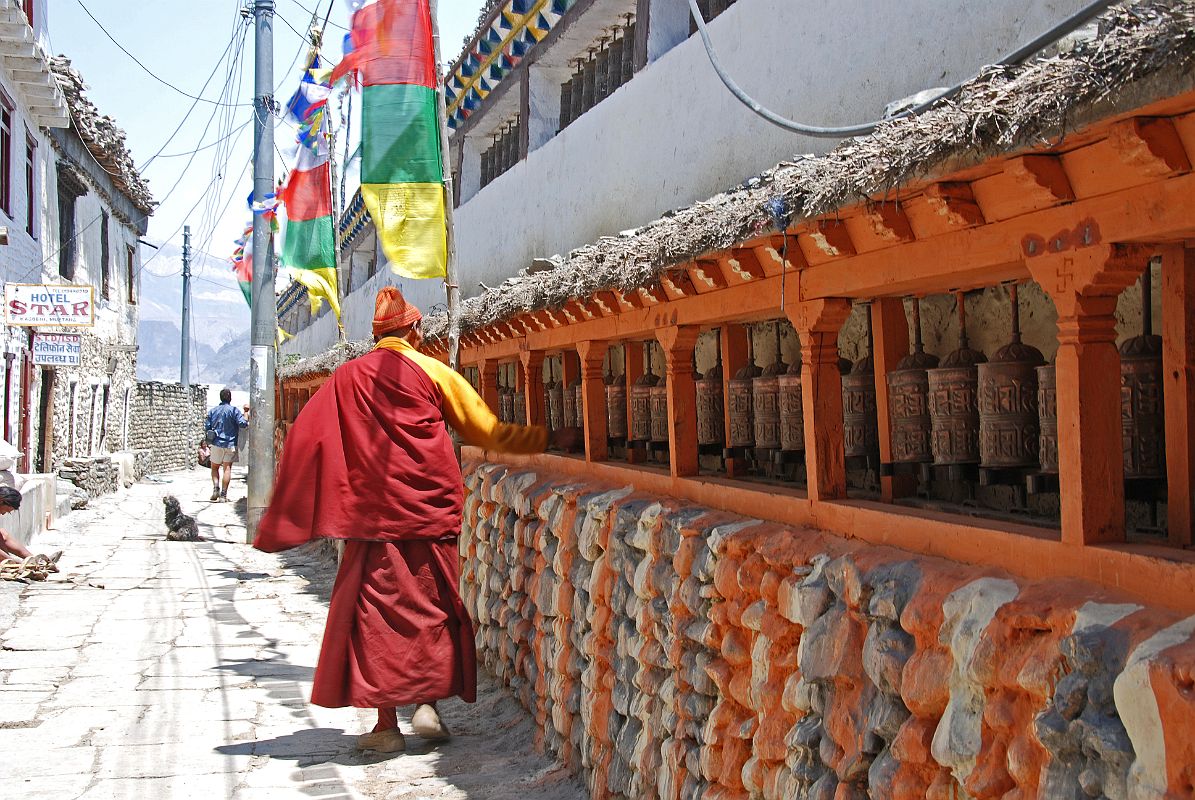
[209,445,238,465]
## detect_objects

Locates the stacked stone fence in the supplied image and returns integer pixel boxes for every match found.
[462,460,1195,800]
[129,382,208,474]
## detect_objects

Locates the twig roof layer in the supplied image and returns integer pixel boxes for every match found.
[283,0,1195,379]
[50,57,155,217]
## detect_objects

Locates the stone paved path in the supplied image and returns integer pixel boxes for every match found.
[0,465,583,800]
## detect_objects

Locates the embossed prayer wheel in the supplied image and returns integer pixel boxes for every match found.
[606,369,628,440]
[695,356,725,449]
[778,360,804,452]
[888,298,940,463]
[1120,270,1165,479]
[843,305,879,459]
[650,371,669,444]
[499,386,513,424]
[928,291,987,466]
[979,284,1044,469]
[563,373,581,429]
[513,387,527,426]
[573,379,584,429]
[1036,363,1058,474]
[727,334,761,449]
[752,322,784,452]
[547,366,564,433]
[630,343,658,443]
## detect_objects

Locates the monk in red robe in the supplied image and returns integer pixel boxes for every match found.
[255,287,565,753]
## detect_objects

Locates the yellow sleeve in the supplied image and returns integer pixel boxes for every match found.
[406,350,549,454]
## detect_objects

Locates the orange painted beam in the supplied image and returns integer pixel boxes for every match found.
[657,325,701,478]
[577,340,609,463]
[870,297,913,501]
[1161,245,1195,547]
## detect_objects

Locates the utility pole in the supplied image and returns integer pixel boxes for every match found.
[180,225,191,388]
[247,0,276,541]
[429,0,460,372]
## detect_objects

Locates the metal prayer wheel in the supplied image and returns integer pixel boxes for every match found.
[513,388,527,425]
[752,323,784,452]
[499,386,513,423]
[650,373,669,444]
[778,360,804,452]
[606,370,628,440]
[1120,269,1165,479]
[928,291,987,466]
[695,358,725,448]
[630,343,657,443]
[888,298,940,464]
[727,334,761,449]
[573,379,584,430]
[1036,363,1058,474]
[563,375,581,428]
[843,306,879,459]
[547,373,564,433]
[978,284,1044,469]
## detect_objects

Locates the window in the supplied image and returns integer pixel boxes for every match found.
[100,211,110,299]
[0,95,12,217]
[18,1,34,26]
[57,179,77,280]
[24,134,35,237]
[126,245,136,304]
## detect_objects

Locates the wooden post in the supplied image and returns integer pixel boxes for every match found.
[788,298,852,502]
[478,359,500,413]
[657,325,701,478]
[561,350,580,394]
[577,340,609,463]
[871,297,914,501]
[1028,244,1151,546]
[519,349,546,427]
[1161,245,1195,547]
[719,324,750,478]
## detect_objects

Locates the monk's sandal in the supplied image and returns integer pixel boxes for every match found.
[412,704,451,741]
[356,728,406,753]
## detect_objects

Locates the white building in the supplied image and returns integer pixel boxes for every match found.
[280,0,1096,355]
[0,0,151,473]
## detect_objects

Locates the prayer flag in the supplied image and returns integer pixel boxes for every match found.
[333,0,446,280]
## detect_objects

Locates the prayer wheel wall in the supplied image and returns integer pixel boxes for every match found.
[978,344,1043,469]
[513,390,527,426]
[778,363,804,452]
[499,388,513,424]
[1120,334,1166,479]
[695,366,724,447]
[1037,364,1058,474]
[547,380,564,432]
[573,381,584,429]
[563,378,581,428]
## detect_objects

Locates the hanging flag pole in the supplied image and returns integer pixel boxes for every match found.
[428,0,460,372]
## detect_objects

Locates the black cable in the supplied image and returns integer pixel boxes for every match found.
[154,120,252,160]
[74,0,252,108]
[687,0,1119,138]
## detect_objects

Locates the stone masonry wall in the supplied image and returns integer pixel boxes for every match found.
[129,382,208,474]
[462,461,1195,800]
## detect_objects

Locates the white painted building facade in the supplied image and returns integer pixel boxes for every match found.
[280,0,1095,356]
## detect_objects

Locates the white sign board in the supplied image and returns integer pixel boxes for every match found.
[32,333,82,366]
[4,283,94,327]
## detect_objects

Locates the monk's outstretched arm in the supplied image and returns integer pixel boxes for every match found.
[406,352,548,454]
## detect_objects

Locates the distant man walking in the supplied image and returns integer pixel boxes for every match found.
[204,388,248,502]
[254,287,572,753]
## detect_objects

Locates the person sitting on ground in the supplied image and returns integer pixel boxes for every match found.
[0,486,32,560]
[204,388,248,502]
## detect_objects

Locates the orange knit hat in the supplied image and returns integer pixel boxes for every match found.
[372,286,423,337]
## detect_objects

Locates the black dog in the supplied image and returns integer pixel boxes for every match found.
[163,495,200,542]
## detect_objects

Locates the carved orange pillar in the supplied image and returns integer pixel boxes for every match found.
[577,340,609,463]
[657,325,701,478]
[871,297,913,501]
[623,341,645,464]
[1028,243,1151,545]
[787,298,851,503]
[519,349,546,427]
[1161,245,1195,547]
[478,359,500,413]
[719,324,750,478]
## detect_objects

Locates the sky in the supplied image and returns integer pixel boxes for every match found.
[52,0,483,289]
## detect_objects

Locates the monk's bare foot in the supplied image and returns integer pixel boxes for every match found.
[356,728,406,753]
[412,703,451,741]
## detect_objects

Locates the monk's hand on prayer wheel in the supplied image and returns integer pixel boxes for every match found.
[550,426,584,453]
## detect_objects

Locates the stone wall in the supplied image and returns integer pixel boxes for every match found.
[128,382,207,474]
[462,461,1195,800]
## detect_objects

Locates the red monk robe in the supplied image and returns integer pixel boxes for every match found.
[254,311,546,736]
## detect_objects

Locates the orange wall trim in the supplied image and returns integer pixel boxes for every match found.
[465,448,1195,613]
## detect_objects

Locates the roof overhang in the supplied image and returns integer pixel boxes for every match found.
[0,0,69,128]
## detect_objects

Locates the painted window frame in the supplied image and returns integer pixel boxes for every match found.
[24,131,35,238]
[0,93,13,218]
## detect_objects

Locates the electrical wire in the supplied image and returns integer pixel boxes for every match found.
[687,0,1120,138]
[73,0,253,108]
[153,120,253,160]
